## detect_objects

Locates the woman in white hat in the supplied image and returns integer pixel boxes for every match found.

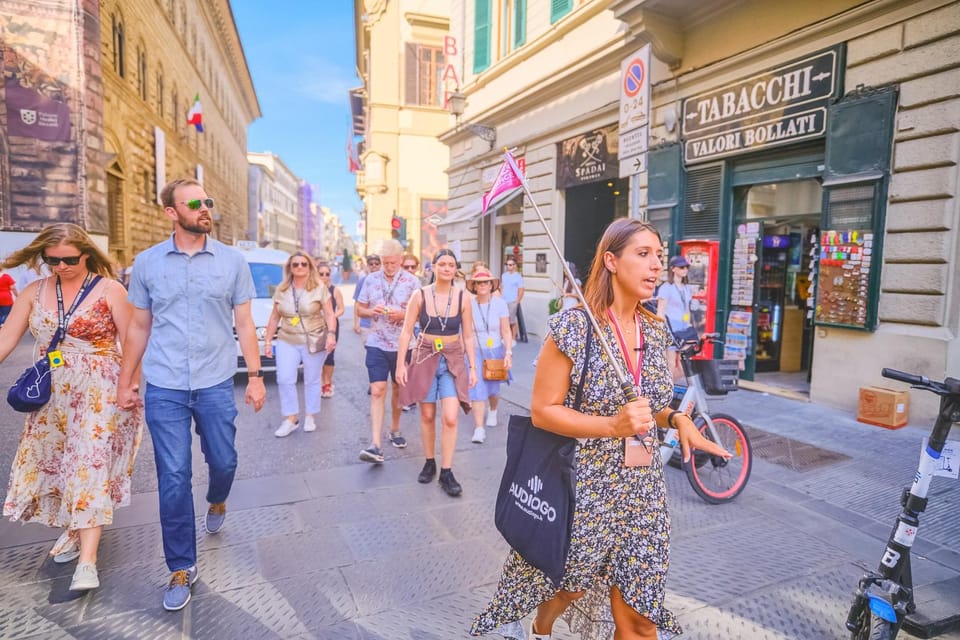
[465,269,512,444]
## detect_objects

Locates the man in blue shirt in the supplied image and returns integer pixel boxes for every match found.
[117,178,266,612]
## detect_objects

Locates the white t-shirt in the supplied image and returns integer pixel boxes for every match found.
[471,296,509,349]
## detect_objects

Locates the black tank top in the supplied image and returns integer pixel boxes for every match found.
[419,287,462,336]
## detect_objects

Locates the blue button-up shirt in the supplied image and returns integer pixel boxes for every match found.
[128,235,255,390]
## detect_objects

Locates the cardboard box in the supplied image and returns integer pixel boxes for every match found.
[858,386,909,429]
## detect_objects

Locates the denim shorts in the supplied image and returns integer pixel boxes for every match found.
[365,346,398,383]
[424,356,457,402]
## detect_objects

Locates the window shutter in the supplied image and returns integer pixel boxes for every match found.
[682,164,722,239]
[474,0,491,73]
[404,43,418,104]
[550,0,573,24]
[513,0,527,48]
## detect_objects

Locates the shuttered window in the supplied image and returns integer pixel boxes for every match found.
[550,0,573,24]
[474,0,492,73]
[405,44,445,107]
[513,0,527,48]
[683,164,722,239]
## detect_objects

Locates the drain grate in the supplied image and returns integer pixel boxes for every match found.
[743,425,851,472]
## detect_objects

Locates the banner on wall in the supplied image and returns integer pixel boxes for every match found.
[4,78,71,141]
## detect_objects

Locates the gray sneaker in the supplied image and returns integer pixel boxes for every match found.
[69,562,99,591]
[163,566,199,611]
[53,544,80,564]
[204,502,226,534]
[388,432,407,448]
[359,446,384,463]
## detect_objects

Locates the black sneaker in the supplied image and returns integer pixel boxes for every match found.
[388,432,407,448]
[418,459,437,483]
[439,470,462,497]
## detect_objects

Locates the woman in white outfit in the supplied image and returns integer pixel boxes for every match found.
[264,252,337,436]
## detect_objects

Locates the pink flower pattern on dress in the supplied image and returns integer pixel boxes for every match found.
[3,286,143,554]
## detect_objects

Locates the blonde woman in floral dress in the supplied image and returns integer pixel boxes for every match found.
[0,224,143,592]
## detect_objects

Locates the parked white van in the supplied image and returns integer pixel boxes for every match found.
[234,240,289,373]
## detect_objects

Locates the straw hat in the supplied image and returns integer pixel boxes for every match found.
[466,269,500,294]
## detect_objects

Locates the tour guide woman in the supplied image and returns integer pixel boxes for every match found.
[471,218,731,640]
[396,248,478,497]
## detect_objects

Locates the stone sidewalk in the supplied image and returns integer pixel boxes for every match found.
[1,306,959,639]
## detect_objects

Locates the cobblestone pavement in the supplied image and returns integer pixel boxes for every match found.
[1,289,957,639]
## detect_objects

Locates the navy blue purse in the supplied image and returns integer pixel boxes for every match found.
[7,275,101,413]
[494,309,593,586]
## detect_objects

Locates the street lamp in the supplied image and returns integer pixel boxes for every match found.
[447,90,496,150]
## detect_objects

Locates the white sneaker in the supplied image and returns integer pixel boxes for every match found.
[471,427,486,444]
[274,418,299,437]
[485,409,498,427]
[70,562,99,591]
[303,415,317,432]
[529,621,552,639]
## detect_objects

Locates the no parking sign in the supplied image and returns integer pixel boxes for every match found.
[619,45,651,178]
[619,45,650,132]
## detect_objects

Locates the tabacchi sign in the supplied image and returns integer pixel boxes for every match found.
[682,46,842,164]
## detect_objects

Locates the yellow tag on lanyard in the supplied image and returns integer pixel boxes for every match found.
[48,350,65,368]
[434,337,444,352]
[486,337,494,348]
[290,316,300,326]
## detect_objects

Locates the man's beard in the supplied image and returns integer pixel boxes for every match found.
[178,212,212,234]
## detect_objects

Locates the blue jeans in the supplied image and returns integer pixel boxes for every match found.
[145,378,238,571]
[425,356,457,402]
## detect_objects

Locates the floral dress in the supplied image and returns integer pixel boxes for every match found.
[3,280,143,552]
[471,307,679,640]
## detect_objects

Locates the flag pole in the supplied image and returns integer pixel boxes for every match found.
[501,150,637,400]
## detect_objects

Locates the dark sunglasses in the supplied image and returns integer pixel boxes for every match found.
[180,198,215,210]
[367,260,381,265]
[402,264,417,270]
[290,260,310,267]
[317,271,330,276]
[42,255,83,266]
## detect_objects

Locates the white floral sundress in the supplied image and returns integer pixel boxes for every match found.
[3,279,143,554]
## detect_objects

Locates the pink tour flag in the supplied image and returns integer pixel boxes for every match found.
[481,152,525,214]
[187,93,203,132]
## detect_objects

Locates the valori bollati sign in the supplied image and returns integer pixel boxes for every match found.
[682,46,842,164]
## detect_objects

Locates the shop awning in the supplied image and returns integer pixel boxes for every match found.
[435,200,482,227]
[437,190,523,227]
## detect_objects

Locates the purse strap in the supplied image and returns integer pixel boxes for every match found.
[47,274,102,354]
[571,307,593,412]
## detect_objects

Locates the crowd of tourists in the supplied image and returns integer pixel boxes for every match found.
[0,178,723,640]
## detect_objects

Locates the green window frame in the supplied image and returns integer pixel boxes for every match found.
[474,0,492,73]
[815,85,898,332]
[550,0,573,24]
[513,0,527,48]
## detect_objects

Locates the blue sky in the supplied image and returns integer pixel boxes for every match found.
[231,1,361,237]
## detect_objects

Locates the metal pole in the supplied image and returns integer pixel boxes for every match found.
[503,151,636,398]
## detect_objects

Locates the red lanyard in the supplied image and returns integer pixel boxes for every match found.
[607,308,643,389]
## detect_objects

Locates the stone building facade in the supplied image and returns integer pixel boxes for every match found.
[0,0,259,268]
[99,0,259,265]
[442,0,959,421]
[247,151,301,254]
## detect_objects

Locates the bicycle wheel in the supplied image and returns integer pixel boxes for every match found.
[684,413,752,504]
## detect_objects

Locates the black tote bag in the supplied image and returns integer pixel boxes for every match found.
[495,309,592,586]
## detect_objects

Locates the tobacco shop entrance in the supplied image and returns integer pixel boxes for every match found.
[727,147,825,394]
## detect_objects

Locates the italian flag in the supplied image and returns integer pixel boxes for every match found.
[187,94,203,133]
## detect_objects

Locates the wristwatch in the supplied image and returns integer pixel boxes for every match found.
[248,370,264,378]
